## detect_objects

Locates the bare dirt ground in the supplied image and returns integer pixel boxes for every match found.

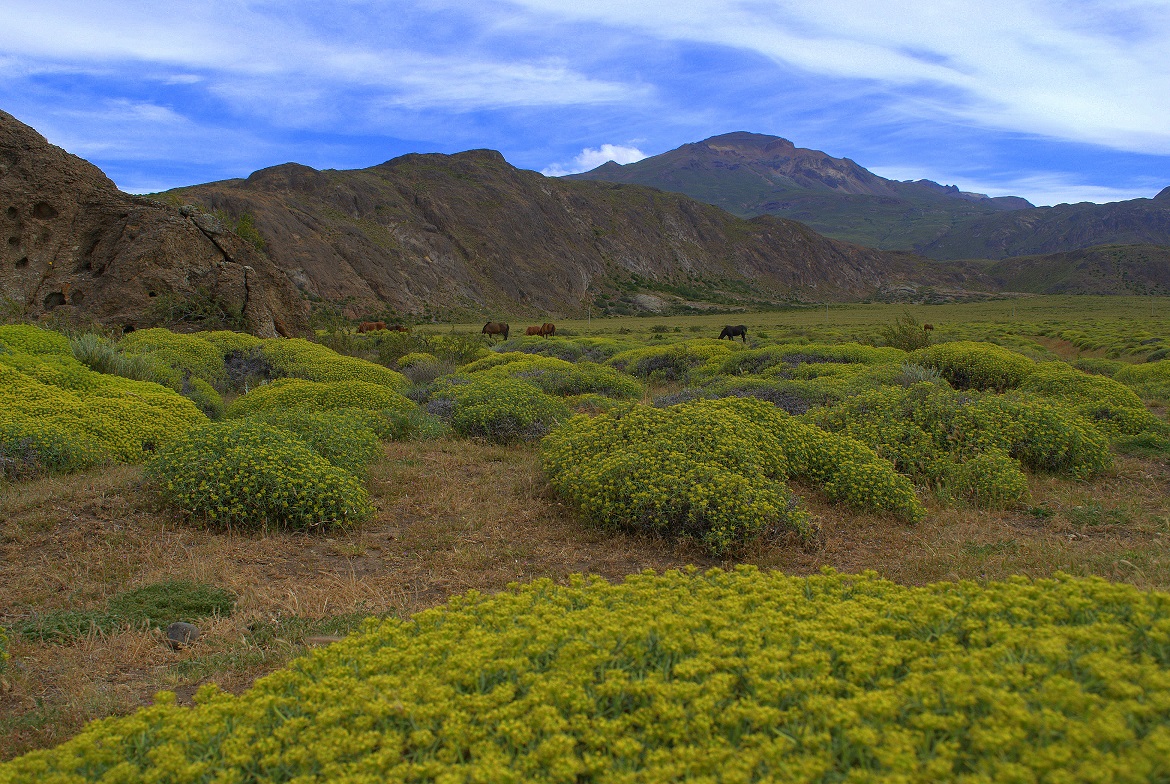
[2,439,1168,760]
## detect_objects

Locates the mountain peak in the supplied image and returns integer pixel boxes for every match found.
[1155,186,1170,201]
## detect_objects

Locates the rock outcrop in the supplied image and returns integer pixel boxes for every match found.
[0,111,309,336]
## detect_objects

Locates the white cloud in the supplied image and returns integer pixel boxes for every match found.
[505,0,1170,155]
[541,143,647,176]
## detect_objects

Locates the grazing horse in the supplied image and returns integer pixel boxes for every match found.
[525,325,542,336]
[357,321,387,333]
[389,324,410,333]
[923,323,935,332]
[719,324,748,343]
[482,321,509,341]
[539,322,556,338]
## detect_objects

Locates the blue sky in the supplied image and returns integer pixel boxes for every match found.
[2,0,1168,205]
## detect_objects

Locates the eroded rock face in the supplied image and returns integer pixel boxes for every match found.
[0,110,308,336]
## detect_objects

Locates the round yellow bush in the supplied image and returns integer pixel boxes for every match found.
[260,338,408,390]
[145,421,374,531]
[5,569,1169,782]
[910,341,1034,392]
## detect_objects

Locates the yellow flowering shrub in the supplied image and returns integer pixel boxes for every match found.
[145,421,374,531]
[544,398,920,553]
[1,357,206,477]
[608,339,738,381]
[7,568,1170,783]
[954,449,1029,508]
[244,407,381,476]
[807,383,1111,486]
[495,335,639,362]
[118,328,228,389]
[226,379,420,440]
[1115,359,1170,403]
[260,338,408,390]
[0,323,71,355]
[199,330,264,354]
[910,341,1035,391]
[1020,361,1167,437]
[434,375,570,444]
[474,355,643,400]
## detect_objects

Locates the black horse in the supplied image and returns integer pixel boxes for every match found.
[719,324,748,343]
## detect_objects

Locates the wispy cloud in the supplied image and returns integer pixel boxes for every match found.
[541,143,647,176]
[505,0,1170,155]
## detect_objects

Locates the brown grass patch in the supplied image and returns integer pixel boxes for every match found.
[2,441,1169,760]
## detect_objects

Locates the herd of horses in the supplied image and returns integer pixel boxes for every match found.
[358,319,933,343]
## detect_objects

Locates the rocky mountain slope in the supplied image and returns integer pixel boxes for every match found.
[0,111,309,335]
[982,243,1170,295]
[167,150,990,318]
[569,132,1034,251]
[920,188,1170,260]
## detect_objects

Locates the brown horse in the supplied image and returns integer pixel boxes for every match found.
[719,324,748,343]
[482,321,509,341]
[525,325,542,336]
[389,324,410,333]
[357,321,387,333]
[923,323,935,331]
[539,322,555,338]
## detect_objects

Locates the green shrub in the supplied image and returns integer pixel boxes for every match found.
[545,398,921,553]
[8,569,1168,782]
[0,358,206,476]
[955,450,1029,509]
[145,421,374,531]
[608,340,735,381]
[199,330,264,354]
[261,338,408,389]
[396,351,440,368]
[1115,359,1170,402]
[119,328,228,389]
[807,382,1112,484]
[475,355,643,400]
[226,378,418,431]
[0,323,71,355]
[910,341,1034,391]
[245,407,381,476]
[1021,362,1165,437]
[877,310,933,351]
[436,375,569,444]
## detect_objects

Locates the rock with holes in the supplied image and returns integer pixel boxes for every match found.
[165,622,200,650]
[0,110,308,336]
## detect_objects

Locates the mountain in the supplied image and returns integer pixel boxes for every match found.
[981,243,1170,295]
[568,132,1034,252]
[919,189,1170,260]
[164,151,991,319]
[0,111,309,335]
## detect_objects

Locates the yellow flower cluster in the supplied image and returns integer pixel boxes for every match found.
[259,338,408,390]
[543,397,921,553]
[1021,361,1167,437]
[608,339,740,381]
[6,568,1169,782]
[436,375,570,444]
[910,341,1035,392]
[0,323,72,355]
[118,328,229,389]
[1116,359,1170,403]
[226,379,419,440]
[471,355,643,401]
[145,420,374,531]
[244,407,381,476]
[0,352,206,476]
[807,382,1111,497]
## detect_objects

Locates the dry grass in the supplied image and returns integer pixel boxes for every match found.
[2,441,1169,760]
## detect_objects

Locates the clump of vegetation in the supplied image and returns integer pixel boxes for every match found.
[145,421,374,531]
[910,341,1035,392]
[433,375,569,444]
[544,397,920,554]
[806,382,1111,489]
[19,581,235,643]
[244,407,381,476]
[260,338,408,389]
[226,378,421,439]
[8,569,1170,782]
[470,355,643,400]
[877,310,933,351]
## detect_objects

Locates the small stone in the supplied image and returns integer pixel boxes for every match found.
[166,622,200,650]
